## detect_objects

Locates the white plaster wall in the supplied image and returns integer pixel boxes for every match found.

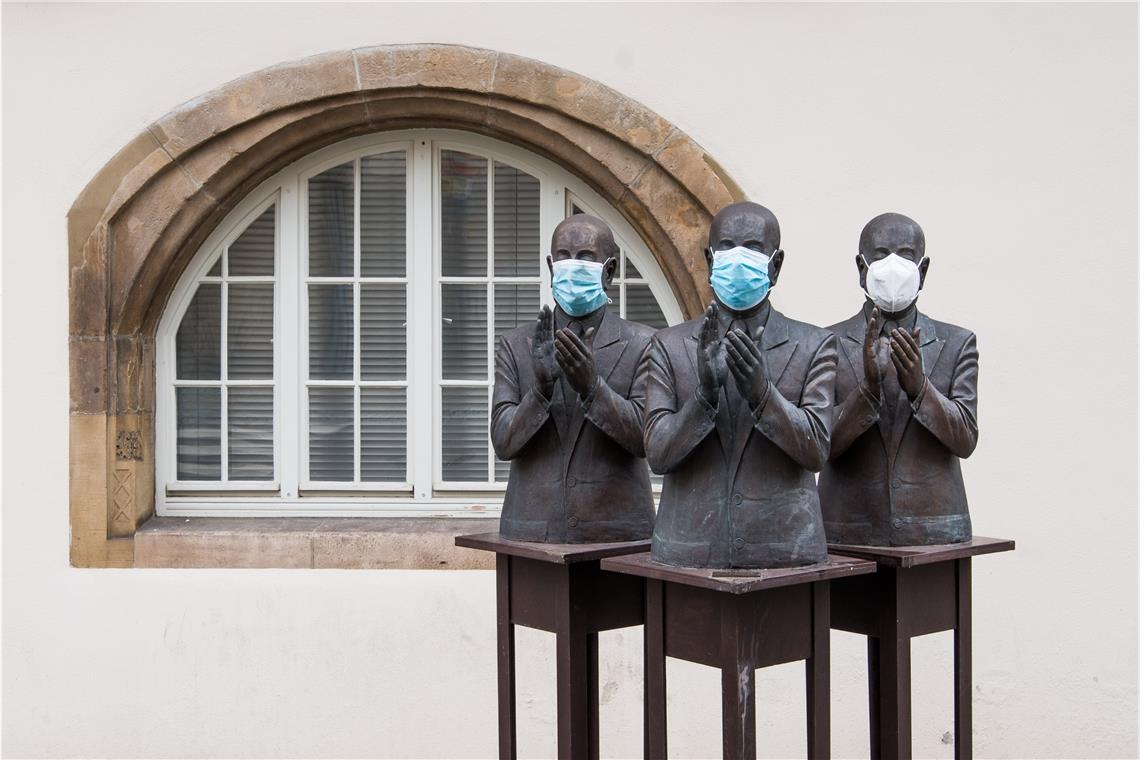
[3,3,1136,757]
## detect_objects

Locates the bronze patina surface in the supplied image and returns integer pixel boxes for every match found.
[646,202,836,568]
[493,215,656,543]
[821,213,979,546]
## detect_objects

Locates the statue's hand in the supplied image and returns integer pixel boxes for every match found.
[725,327,769,409]
[531,305,559,399]
[555,326,597,398]
[890,327,925,400]
[697,303,725,405]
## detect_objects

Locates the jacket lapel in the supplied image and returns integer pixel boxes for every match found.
[889,311,944,460]
[728,310,796,481]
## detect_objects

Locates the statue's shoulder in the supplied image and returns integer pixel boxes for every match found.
[773,310,833,349]
[826,310,864,336]
[498,322,534,351]
[921,313,975,347]
[614,314,657,344]
[651,319,697,349]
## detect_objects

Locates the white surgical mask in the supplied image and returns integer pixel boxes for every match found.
[862,253,924,313]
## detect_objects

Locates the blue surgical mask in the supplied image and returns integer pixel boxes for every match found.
[709,246,772,311]
[551,258,611,317]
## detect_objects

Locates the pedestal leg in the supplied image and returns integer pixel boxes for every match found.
[555,571,593,760]
[867,636,881,760]
[806,581,831,760]
[720,595,756,760]
[954,559,972,760]
[645,579,667,760]
[877,619,912,759]
[588,632,600,760]
[496,557,517,760]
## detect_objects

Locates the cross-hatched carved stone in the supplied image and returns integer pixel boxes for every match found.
[111,468,134,527]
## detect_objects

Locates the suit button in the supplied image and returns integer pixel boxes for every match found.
[891,478,902,489]
[892,518,903,529]
[734,538,745,548]
[733,493,743,505]
[566,476,577,488]
[567,516,579,528]
[864,415,874,425]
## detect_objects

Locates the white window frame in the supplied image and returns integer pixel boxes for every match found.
[156,129,681,517]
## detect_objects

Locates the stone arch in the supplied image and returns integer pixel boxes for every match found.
[68,44,743,566]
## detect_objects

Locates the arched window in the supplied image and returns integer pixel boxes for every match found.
[157,130,682,517]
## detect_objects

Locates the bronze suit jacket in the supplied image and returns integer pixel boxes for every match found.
[819,310,978,546]
[491,308,656,543]
[644,308,837,568]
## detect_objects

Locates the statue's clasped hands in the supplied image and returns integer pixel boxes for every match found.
[697,302,769,409]
[724,325,769,409]
[889,325,925,400]
[555,324,597,398]
[531,305,600,400]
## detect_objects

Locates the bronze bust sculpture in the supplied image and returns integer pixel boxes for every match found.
[491,214,655,543]
[645,202,836,568]
[820,212,978,546]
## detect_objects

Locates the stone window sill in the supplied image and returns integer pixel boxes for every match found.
[133,516,496,569]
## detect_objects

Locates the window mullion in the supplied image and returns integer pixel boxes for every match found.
[540,182,560,309]
[220,265,229,482]
[354,158,362,483]
[409,138,434,500]
[281,181,301,499]
[485,156,495,484]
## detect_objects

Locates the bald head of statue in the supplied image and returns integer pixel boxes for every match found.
[855,212,930,299]
[703,201,785,314]
[546,213,619,289]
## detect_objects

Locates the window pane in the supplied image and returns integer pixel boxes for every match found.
[176,283,220,380]
[360,284,406,381]
[309,387,354,481]
[493,162,540,277]
[625,254,643,279]
[440,150,487,276]
[361,152,406,278]
[228,386,273,480]
[494,284,539,343]
[442,387,488,482]
[206,256,221,277]
[441,284,487,379]
[229,205,275,276]
[228,284,274,379]
[309,284,353,380]
[308,162,354,277]
[625,284,668,329]
[176,387,220,480]
[361,388,407,482]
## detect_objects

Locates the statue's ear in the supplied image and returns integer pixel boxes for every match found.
[768,249,785,287]
[546,254,554,279]
[918,256,930,290]
[857,253,868,290]
[704,247,715,283]
[602,257,617,289]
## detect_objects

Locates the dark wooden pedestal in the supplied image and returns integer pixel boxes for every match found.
[455,532,652,760]
[828,536,1015,760]
[601,552,877,760]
